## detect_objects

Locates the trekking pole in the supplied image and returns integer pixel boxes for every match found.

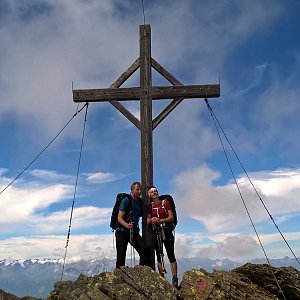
[133,242,136,265]
[129,226,133,266]
[160,223,166,241]
[129,220,136,266]
[153,224,166,276]
[159,224,167,275]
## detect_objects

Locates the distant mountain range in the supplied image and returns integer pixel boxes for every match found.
[0,256,299,299]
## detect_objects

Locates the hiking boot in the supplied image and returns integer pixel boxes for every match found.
[172,276,178,288]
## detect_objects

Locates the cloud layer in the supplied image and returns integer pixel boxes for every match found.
[0,0,300,262]
[173,166,300,233]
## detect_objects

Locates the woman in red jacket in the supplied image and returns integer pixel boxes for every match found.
[147,186,178,288]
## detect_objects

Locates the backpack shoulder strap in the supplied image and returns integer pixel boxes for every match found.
[125,195,132,212]
[161,199,168,214]
[150,201,154,216]
[150,200,160,216]
[119,194,130,215]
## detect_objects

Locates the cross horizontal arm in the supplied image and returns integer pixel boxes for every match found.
[73,84,220,103]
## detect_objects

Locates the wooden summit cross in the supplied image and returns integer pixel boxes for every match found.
[73,25,220,267]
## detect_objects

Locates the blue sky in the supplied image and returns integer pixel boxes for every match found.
[0,0,300,263]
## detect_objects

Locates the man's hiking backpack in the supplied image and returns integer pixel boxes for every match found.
[158,194,178,229]
[110,193,131,230]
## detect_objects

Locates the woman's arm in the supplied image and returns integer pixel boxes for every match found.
[160,209,173,224]
[147,213,152,225]
[147,213,160,224]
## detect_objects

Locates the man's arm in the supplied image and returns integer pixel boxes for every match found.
[117,210,133,229]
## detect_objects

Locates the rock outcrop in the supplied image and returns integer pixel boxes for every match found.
[233,263,300,299]
[1,263,299,299]
[47,263,300,300]
[48,265,177,300]
[179,268,278,299]
[0,289,37,300]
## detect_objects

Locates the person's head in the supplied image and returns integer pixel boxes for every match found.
[131,182,142,198]
[148,186,159,199]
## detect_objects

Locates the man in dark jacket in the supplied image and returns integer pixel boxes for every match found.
[115,181,150,268]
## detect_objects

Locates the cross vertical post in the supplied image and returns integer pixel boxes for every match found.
[139,25,155,267]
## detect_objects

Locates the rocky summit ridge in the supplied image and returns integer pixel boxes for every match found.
[0,263,299,300]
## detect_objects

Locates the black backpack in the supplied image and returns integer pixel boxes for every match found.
[109,193,143,230]
[158,194,178,229]
[110,193,131,230]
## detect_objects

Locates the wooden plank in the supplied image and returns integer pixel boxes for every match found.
[140,26,153,206]
[73,84,220,102]
[108,58,141,129]
[152,58,183,86]
[110,58,140,88]
[109,101,140,129]
[73,87,140,101]
[139,24,155,269]
[153,97,184,130]
[151,58,184,129]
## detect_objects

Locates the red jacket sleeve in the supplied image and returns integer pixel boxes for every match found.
[165,200,172,211]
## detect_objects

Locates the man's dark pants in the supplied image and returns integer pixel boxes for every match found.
[115,229,150,268]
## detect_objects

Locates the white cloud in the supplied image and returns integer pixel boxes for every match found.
[0,234,116,261]
[0,183,73,230]
[155,103,220,171]
[174,231,300,260]
[252,67,300,150]
[86,172,118,184]
[237,169,300,216]
[0,0,138,140]
[195,235,259,261]
[234,63,268,96]
[34,206,111,234]
[172,165,300,233]
[150,0,281,70]
[257,232,300,245]
[174,232,259,260]
[1,230,298,261]
[0,168,114,234]
[174,232,205,258]
[30,169,74,182]
[252,232,300,259]
[0,168,8,176]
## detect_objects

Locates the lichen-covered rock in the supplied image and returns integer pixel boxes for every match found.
[114,265,177,300]
[178,269,212,299]
[47,265,178,300]
[233,263,300,300]
[178,268,279,300]
[0,289,40,300]
[47,274,115,299]
[2,263,300,299]
[0,289,19,300]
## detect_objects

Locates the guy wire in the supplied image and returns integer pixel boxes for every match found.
[0,103,87,196]
[205,99,300,267]
[141,0,146,25]
[205,99,288,299]
[60,103,89,282]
